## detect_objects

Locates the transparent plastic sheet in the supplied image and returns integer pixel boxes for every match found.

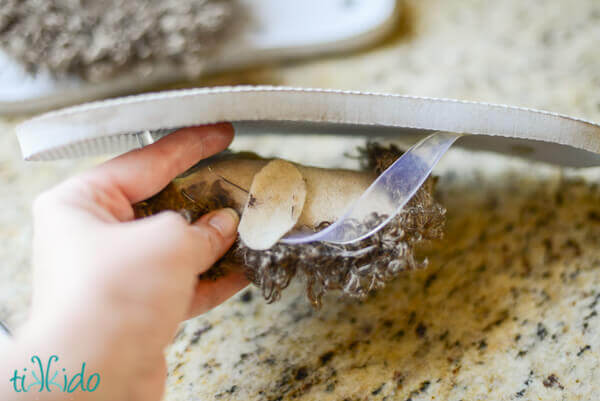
[281,132,461,244]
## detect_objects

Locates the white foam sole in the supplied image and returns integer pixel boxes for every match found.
[0,0,398,115]
[16,86,600,167]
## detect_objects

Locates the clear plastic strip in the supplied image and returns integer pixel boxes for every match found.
[281,132,461,244]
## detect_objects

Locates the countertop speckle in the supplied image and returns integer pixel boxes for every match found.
[2,0,600,400]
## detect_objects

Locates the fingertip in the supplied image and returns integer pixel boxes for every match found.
[210,122,235,139]
[176,122,235,150]
[185,209,239,273]
[197,208,239,239]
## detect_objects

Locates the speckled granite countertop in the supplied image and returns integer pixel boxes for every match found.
[2,0,600,400]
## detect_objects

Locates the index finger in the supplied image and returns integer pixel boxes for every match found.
[85,123,234,203]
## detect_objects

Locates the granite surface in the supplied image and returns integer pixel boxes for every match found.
[2,0,600,400]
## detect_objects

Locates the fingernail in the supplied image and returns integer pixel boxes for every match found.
[208,208,239,237]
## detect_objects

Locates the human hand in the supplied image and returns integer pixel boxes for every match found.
[8,123,248,400]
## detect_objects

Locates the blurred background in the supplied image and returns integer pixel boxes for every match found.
[1,1,600,400]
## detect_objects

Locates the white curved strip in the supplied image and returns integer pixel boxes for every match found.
[16,86,600,161]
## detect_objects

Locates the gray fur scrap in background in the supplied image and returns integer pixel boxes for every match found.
[0,0,235,81]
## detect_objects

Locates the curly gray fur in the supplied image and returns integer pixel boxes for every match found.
[0,0,234,81]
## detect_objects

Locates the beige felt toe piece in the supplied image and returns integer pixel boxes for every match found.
[238,159,307,250]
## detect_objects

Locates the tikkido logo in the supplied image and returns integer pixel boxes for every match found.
[9,355,100,393]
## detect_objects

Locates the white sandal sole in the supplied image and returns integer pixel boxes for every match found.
[16,86,600,167]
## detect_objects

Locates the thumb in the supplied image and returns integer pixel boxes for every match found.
[190,208,240,271]
[124,208,239,276]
